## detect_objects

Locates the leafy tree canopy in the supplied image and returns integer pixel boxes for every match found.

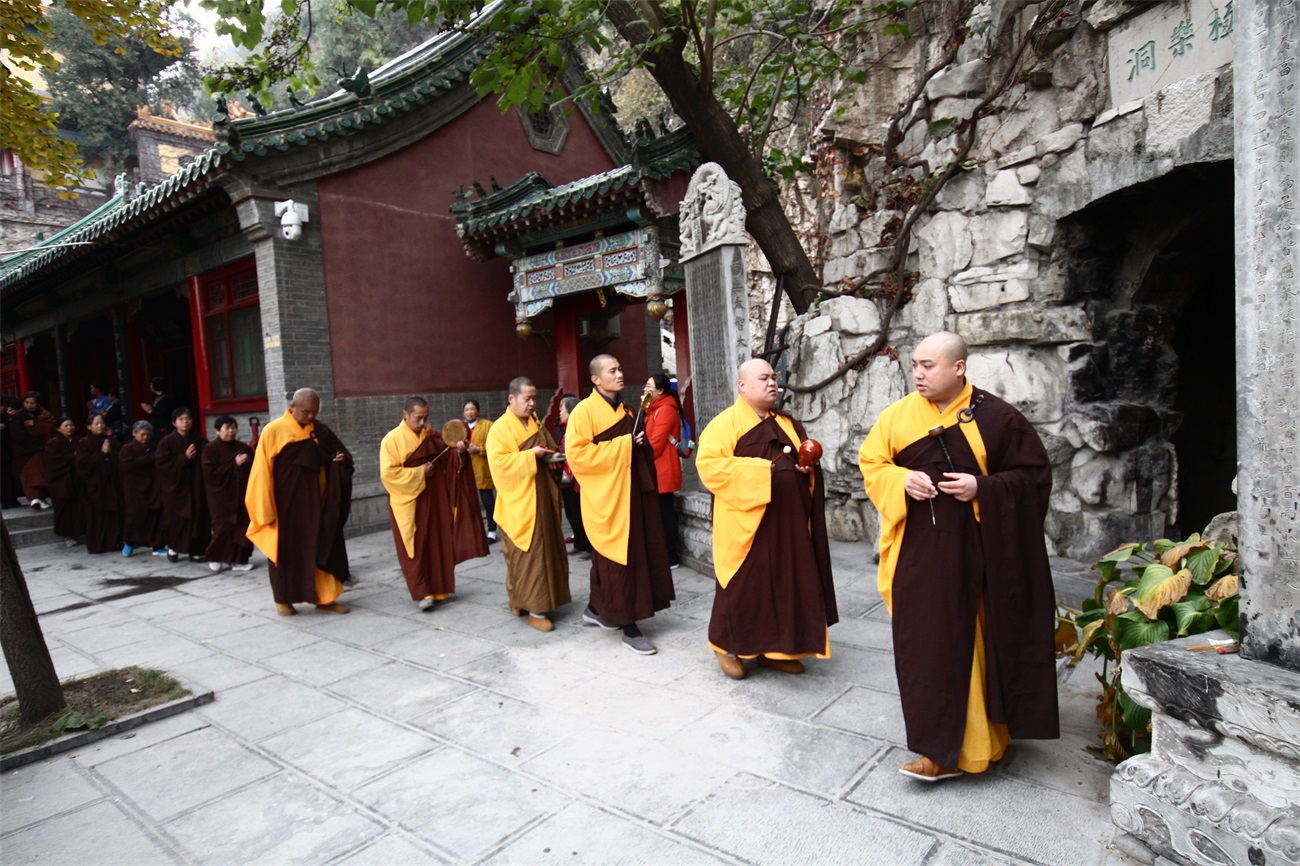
[1,0,184,192]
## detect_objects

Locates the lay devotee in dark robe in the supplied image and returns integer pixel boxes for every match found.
[245,388,352,616]
[485,377,571,631]
[44,417,84,545]
[859,331,1059,782]
[155,408,209,563]
[202,415,255,573]
[696,360,838,680]
[565,355,674,655]
[119,421,166,557]
[463,400,497,542]
[380,397,488,612]
[11,391,54,509]
[74,414,122,554]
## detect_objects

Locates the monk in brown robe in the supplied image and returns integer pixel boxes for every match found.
[860,331,1059,782]
[485,377,571,631]
[155,407,210,563]
[74,413,121,554]
[380,397,488,611]
[119,421,166,556]
[566,355,674,655]
[245,388,352,616]
[44,417,84,545]
[203,415,255,572]
[11,391,54,509]
[696,360,837,680]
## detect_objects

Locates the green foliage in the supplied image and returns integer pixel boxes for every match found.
[50,709,108,733]
[1057,533,1239,763]
[43,4,207,168]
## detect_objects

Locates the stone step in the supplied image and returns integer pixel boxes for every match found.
[9,524,60,549]
[2,505,59,549]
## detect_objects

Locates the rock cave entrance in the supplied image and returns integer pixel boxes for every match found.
[1064,161,1236,542]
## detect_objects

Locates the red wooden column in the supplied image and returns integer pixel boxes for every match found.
[15,340,31,396]
[672,292,693,427]
[186,275,212,434]
[553,305,582,398]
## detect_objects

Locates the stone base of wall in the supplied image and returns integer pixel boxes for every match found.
[676,491,714,577]
[1111,634,1300,866]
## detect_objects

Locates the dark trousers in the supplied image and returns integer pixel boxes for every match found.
[479,488,496,532]
[658,492,679,566]
[561,486,590,552]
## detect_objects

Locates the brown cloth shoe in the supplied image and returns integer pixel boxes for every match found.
[509,604,524,617]
[716,651,745,680]
[314,602,350,614]
[898,756,962,782]
[757,656,805,675]
[275,603,296,616]
[526,615,554,632]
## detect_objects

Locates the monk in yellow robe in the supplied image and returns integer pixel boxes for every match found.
[859,331,1058,782]
[463,400,497,542]
[485,376,570,631]
[696,359,837,680]
[245,388,351,616]
[565,354,674,655]
[381,396,487,612]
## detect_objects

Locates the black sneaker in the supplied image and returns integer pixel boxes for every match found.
[167,549,180,563]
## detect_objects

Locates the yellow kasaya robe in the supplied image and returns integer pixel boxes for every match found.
[564,392,634,564]
[245,410,344,605]
[485,410,570,613]
[696,397,835,660]
[468,418,494,491]
[379,421,451,601]
[859,380,1008,772]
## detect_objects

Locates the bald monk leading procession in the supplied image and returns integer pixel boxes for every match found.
[379,396,488,612]
[485,377,571,631]
[245,388,354,616]
[860,331,1059,783]
[696,359,837,680]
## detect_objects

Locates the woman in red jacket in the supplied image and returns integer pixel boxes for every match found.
[643,373,683,568]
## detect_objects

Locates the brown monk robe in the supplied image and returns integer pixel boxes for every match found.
[860,331,1058,781]
[696,386,837,678]
[44,420,84,542]
[245,389,352,615]
[119,426,164,552]
[485,382,571,630]
[11,395,54,506]
[565,355,673,654]
[155,412,210,560]
[202,431,255,569]
[74,416,122,554]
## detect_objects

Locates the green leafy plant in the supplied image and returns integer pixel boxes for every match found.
[50,709,108,733]
[1056,534,1239,763]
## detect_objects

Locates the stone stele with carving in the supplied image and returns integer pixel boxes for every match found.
[679,162,747,262]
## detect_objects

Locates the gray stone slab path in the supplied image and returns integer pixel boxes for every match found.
[1,530,1121,865]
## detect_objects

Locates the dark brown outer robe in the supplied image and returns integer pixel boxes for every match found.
[589,412,674,624]
[388,430,487,600]
[499,426,571,614]
[268,422,353,603]
[44,435,84,539]
[708,416,838,655]
[119,441,163,549]
[11,409,53,499]
[891,389,1059,770]
[74,433,121,554]
[203,438,254,565]
[155,431,210,555]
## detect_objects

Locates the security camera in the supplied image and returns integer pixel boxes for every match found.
[274,200,308,241]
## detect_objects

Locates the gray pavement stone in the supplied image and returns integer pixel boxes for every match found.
[379,626,502,671]
[264,641,389,687]
[352,748,570,861]
[202,621,325,662]
[813,684,908,745]
[91,726,279,821]
[332,831,451,865]
[327,662,474,720]
[670,660,851,721]
[94,634,215,669]
[197,676,349,742]
[165,605,269,641]
[294,609,426,648]
[673,782,936,866]
[0,756,102,832]
[166,652,273,692]
[485,801,726,865]
[259,707,439,789]
[846,746,1112,866]
[0,799,181,864]
[409,689,565,765]
[160,772,385,864]
[75,713,212,766]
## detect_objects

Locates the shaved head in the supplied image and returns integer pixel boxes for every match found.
[589,354,616,377]
[916,331,968,364]
[291,387,321,407]
[289,388,321,427]
[911,331,968,409]
[737,358,779,414]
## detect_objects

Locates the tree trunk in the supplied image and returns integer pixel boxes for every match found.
[0,517,66,723]
[606,2,818,314]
